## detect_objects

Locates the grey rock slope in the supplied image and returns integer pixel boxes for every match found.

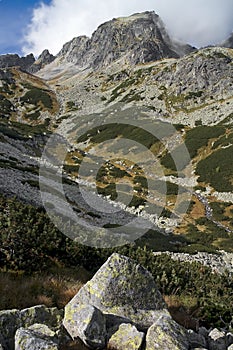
[56,11,196,70]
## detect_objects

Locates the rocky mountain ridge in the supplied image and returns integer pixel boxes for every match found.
[0,50,55,74]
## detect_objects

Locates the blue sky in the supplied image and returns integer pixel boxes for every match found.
[0,0,233,57]
[0,0,50,55]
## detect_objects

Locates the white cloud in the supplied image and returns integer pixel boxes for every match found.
[22,0,233,56]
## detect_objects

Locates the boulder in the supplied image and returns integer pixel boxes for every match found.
[64,304,106,349]
[108,323,145,350]
[228,345,233,350]
[15,327,58,350]
[63,253,168,332]
[207,328,227,350]
[226,333,233,348]
[0,305,62,350]
[28,324,56,338]
[145,315,189,350]
[187,329,207,348]
[20,305,63,330]
[0,309,21,349]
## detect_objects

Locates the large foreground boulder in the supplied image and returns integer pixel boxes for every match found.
[63,253,168,336]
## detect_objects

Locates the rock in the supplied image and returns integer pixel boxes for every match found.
[145,315,189,350]
[57,11,195,70]
[198,327,209,339]
[187,329,207,348]
[208,328,227,350]
[63,253,168,331]
[28,324,56,338]
[29,50,55,73]
[228,345,233,350]
[0,53,35,71]
[15,327,58,350]
[108,323,145,350]
[64,304,106,349]
[226,332,233,347]
[20,305,63,330]
[0,309,21,349]
[0,306,62,350]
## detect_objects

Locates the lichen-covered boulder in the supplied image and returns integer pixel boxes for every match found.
[145,315,189,350]
[64,253,168,331]
[15,327,58,350]
[207,328,226,350]
[20,305,63,330]
[64,304,106,349]
[108,323,145,350]
[0,309,21,349]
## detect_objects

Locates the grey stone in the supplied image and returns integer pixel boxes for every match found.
[226,332,233,347]
[20,305,63,330]
[0,309,21,349]
[63,304,106,349]
[15,327,58,350]
[108,323,145,350]
[187,329,207,348]
[208,328,227,350]
[145,315,189,350]
[63,253,168,331]
[28,324,56,338]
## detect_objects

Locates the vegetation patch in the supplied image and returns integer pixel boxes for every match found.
[20,87,53,110]
[196,145,233,191]
[0,194,232,330]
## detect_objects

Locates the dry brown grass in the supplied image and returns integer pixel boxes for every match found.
[164,294,199,331]
[0,266,92,311]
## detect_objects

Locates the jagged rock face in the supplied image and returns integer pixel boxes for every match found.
[221,33,233,48]
[29,50,55,73]
[57,11,195,69]
[154,47,233,102]
[0,50,55,74]
[0,53,35,71]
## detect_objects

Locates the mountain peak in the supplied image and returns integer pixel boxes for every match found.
[55,11,195,71]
